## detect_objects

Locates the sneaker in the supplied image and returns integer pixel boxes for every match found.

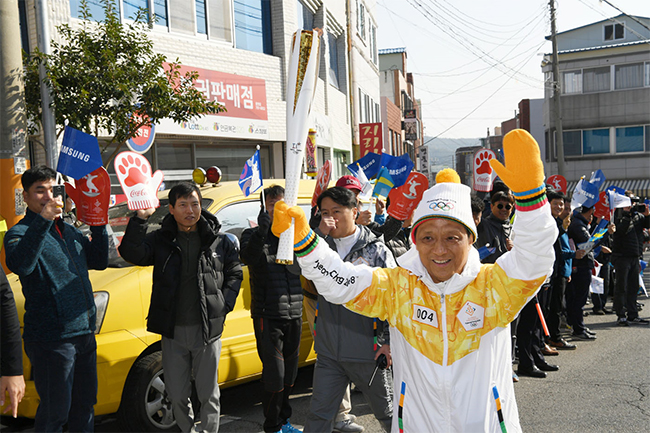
[333,418,365,432]
[629,317,650,325]
[584,327,597,336]
[281,421,302,433]
[512,371,519,383]
[617,317,630,327]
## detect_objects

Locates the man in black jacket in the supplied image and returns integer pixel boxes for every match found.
[612,201,650,326]
[1,267,25,418]
[119,182,243,433]
[239,185,303,433]
[476,191,514,264]
[567,206,597,340]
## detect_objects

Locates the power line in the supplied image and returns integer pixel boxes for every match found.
[406,0,545,87]
[377,0,548,79]
[423,40,546,142]
[575,0,648,40]
[599,0,650,32]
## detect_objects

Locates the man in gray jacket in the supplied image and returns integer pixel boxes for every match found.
[305,187,394,433]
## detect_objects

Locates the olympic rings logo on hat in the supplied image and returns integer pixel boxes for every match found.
[428,201,454,211]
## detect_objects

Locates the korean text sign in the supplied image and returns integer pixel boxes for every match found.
[359,123,383,157]
[167,63,268,121]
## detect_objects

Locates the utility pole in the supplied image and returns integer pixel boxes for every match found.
[35,0,58,169]
[549,0,566,177]
[0,0,29,233]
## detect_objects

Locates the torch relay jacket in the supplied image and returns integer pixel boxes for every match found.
[296,202,557,433]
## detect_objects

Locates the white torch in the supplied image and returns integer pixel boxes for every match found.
[276,29,321,264]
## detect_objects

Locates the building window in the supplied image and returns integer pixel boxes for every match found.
[297,0,314,30]
[170,0,196,34]
[646,63,650,87]
[370,23,377,65]
[616,126,644,153]
[208,0,232,42]
[70,0,108,20]
[582,129,610,155]
[374,101,380,123]
[604,22,624,41]
[583,67,610,93]
[646,126,650,151]
[615,63,644,90]
[328,32,340,89]
[154,0,168,26]
[196,0,207,34]
[562,131,582,156]
[122,0,149,20]
[234,0,272,54]
[562,70,582,94]
[357,1,366,40]
[365,94,371,123]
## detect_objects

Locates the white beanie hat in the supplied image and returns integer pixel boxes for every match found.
[411,168,477,243]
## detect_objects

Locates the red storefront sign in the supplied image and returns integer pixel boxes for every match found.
[167,63,268,121]
[359,123,383,157]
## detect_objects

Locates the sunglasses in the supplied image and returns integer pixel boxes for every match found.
[496,203,512,210]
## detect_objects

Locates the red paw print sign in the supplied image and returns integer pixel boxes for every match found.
[65,167,111,226]
[472,149,498,192]
[114,152,164,210]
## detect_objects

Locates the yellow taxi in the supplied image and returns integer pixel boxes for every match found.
[4,179,318,431]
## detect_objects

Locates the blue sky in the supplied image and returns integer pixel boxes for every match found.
[376,0,648,139]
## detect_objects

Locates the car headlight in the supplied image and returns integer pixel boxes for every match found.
[94,291,109,334]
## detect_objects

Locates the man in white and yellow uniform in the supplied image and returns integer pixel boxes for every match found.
[273,130,557,433]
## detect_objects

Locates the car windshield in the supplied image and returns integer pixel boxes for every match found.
[75,198,213,268]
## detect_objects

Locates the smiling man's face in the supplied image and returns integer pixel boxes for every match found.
[415,218,473,283]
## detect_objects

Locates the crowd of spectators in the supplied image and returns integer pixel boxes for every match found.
[3,163,648,433]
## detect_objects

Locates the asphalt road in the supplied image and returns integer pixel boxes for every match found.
[3,295,648,433]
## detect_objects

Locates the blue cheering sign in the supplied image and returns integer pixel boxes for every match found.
[379,153,414,188]
[57,126,103,180]
[348,152,381,179]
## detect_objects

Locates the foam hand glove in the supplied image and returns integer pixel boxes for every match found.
[489,129,544,197]
[115,151,164,211]
[65,167,111,226]
[271,201,312,247]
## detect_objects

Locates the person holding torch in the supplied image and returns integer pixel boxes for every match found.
[271,130,557,432]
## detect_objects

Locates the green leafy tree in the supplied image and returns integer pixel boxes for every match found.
[24,0,225,163]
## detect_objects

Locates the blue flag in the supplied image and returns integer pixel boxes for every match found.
[607,185,626,195]
[373,167,394,198]
[379,153,414,188]
[348,152,381,179]
[589,169,606,189]
[57,126,103,180]
[572,179,600,208]
[238,150,263,197]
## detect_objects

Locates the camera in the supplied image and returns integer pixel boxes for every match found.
[632,203,647,213]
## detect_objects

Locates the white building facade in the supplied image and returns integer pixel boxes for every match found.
[20,0,356,183]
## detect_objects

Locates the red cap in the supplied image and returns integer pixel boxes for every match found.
[335,175,363,192]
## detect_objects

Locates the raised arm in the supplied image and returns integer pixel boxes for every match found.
[271,202,391,317]
[489,129,558,282]
[118,215,156,267]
